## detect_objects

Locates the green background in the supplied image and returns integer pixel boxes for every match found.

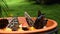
[1,0,60,33]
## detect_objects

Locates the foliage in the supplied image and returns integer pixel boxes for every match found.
[0,0,9,17]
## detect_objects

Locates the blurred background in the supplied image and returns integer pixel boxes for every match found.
[0,0,60,33]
